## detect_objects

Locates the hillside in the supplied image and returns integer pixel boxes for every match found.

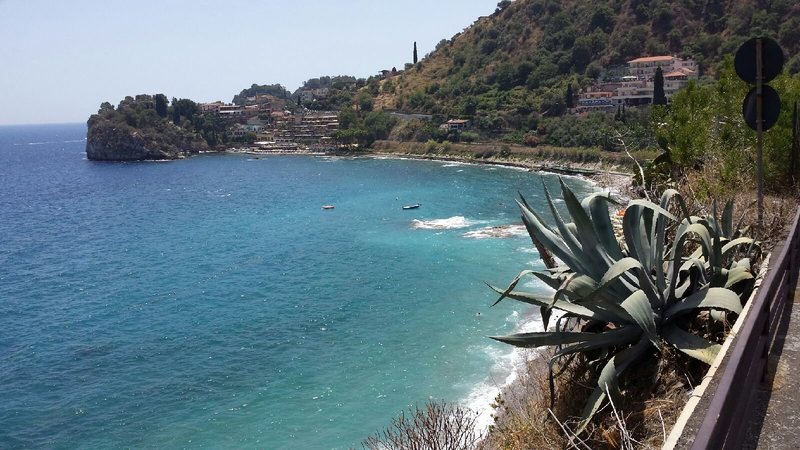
[378,0,800,124]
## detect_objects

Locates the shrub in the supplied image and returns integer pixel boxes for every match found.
[490,182,759,434]
[362,401,482,450]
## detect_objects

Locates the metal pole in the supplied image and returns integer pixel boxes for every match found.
[757,38,764,227]
[793,101,798,185]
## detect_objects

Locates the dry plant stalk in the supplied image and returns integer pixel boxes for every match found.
[362,400,483,450]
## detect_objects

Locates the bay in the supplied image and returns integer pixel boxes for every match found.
[0,124,598,449]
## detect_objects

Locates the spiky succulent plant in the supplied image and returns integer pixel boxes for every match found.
[489,179,759,433]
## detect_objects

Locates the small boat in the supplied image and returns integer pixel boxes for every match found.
[402,204,421,210]
[321,205,335,210]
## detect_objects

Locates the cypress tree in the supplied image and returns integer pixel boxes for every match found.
[413,42,418,65]
[155,94,168,118]
[653,66,667,105]
[565,84,574,109]
[171,97,180,124]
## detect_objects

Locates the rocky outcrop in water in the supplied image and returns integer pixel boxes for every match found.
[86,120,209,161]
[86,95,209,161]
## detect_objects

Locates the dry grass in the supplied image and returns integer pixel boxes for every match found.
[479,344,701,450]
[677,168,799,250]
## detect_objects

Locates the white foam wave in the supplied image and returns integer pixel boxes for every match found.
[411,216,472,230]
[441,162,466,167]
[464,310,546,433]
[462,224,527,239]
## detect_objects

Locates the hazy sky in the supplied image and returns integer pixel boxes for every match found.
[0,0,497,125]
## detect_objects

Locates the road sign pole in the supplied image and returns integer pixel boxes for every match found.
[757,38,764,226]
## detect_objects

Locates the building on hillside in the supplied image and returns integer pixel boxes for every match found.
[577,56,698,109]
[218,104,246,116]
[626,55,698,81]
[245,117,267,132]
[378,68,400,79]
[245,94,274,105]
[225,123,249,139]
[199,101,224,114]
[576,90,615,113]
[612,76,654,106]
[439,119,470,131]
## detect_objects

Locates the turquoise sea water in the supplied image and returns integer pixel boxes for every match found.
[0,124,599,449]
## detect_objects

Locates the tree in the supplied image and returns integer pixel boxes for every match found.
[653,66,667,105]
[357,91,374,112]
[337,106,359,130]
[413,41,418,65]
[565,84,574,109]
[154,94,168,118]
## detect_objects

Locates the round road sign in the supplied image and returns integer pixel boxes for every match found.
[742,85,781,131]
[735,37,784,84]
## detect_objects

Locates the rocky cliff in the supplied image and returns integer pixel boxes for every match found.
[86,120,209,161]
[86,95,210,161]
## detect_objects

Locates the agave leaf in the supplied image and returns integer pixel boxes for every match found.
[582,192,624,260]
[559,178,613,280]
[581,257,642,306]
[731,257,751,272]
[551,326,642,359]
[620,290,660,348]
[532,270,569,290]
[664,287,743,321]
[724,266,754,290]
[490,270,538,307]
[599,257,642,288]
[574,337,652,435]
[628,199,679,221]
[710,309,728,322]
[683,222,714,262]
[652,189,685,292]
[721,237,755,258]
[594,256,661,310]
[662,324,721,364]
[489,331,614,348]
[557,273,599,301]
[667,222,713,298]
[722,200,734,238]
[486,285,617,321]
[623,204,653,271]
[675,275,692,299]
[518,199,590,275]
[542,181,587,266]
[540,306,553,331]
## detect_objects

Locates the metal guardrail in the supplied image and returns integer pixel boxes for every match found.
[691,207,800,449]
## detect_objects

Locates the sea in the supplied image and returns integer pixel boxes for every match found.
[0,123,600,449]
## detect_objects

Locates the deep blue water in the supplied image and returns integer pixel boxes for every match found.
[0,124,598,449]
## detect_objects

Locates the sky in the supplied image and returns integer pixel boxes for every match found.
[0,0,498,125]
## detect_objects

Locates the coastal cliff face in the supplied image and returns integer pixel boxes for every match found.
[86,95,209,161]
[86,120,209,161]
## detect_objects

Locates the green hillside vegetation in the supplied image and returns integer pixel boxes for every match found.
[86,94,212,160]
[651,57,800,196]
[232,83,290,105]
[292,75,367,111]
[380,0,799,131]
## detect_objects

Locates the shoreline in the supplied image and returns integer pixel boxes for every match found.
[221,146,634,201]
[364,150,633,201]
[219,146,634,437]
[369,150,632,437]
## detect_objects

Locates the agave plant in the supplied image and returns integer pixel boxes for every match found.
[489,179,759,433]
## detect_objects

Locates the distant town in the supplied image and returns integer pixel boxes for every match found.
[193,54,697,154]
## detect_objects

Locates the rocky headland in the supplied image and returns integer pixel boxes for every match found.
[86,94,209,161]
